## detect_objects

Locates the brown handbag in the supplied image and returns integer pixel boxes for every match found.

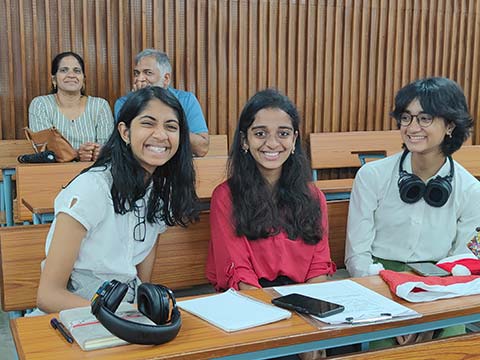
[24,127,78,162]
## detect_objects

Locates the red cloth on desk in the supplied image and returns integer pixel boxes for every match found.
[206,182,336,291]
[379,269,480,302]
[436,258,480,275]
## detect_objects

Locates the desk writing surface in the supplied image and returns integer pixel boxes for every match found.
[11,276,480,360]
[21,198,53,215]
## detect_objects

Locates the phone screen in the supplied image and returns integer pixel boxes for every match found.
[407,262,450,277]
[271,293,344,318]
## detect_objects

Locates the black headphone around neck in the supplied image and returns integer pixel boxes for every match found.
[398,150,454,207]
[91,280,181,345]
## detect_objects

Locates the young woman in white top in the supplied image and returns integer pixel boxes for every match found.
[346,77,480,346]
[36,86,198,313]
[29,52,114,161]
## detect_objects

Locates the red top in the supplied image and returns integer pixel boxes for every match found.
[206,182,336,291]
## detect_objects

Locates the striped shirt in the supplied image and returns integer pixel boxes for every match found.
[28,94,114,150]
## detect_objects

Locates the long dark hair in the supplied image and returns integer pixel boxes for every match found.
[391,77,473,156]
[50,51,86,95]
[228,89,323,244]
[83,86,198,226]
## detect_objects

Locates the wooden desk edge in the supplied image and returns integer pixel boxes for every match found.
[10,317,27,360]
[21,198,53,215]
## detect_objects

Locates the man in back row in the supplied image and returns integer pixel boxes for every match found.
[114,49,209,157]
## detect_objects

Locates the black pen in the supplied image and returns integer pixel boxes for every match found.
[50,317,74,344]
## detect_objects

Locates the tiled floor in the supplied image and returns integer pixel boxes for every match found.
[0,309,17,360]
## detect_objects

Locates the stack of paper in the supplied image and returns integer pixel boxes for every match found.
[274,280,420,327]
[178,288,291,332]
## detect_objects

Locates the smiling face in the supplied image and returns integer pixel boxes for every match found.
[52,56,84,94]
[118,98,180,174]
[133,56,170,89]
[400,98,455,157]
[243,108,298,184]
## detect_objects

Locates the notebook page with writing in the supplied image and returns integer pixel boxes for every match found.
[274,280,420,326]
[177,288,291,332]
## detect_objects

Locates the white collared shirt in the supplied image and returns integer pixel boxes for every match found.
[345,151,480,277]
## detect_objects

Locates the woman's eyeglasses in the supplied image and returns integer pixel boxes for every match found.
[398,112,434,128]
[133,198,146,242]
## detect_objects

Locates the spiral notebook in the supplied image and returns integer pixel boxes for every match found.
[177,289,291,332]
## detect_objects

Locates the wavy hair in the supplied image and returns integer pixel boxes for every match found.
[228,89,323,244]
[82,86,198,226]
[391,77,473,156]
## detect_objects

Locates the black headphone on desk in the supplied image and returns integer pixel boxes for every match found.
[91,280,181,345]
[398,150,454,207]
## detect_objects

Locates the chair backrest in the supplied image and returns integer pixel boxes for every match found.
[0,224,49,311]
[453,145,480,178]
[194,156,228,199]
[0,139,33,170]
[206,135,228,156]
[0,215,212,311]
[0,198,348,312]
[310,130,402,170]
[151,212,211,289]
[15,162,91,222]
[327,200,348,269]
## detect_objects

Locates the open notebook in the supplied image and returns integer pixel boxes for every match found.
[177,289,291,332]
[59,303,155,351]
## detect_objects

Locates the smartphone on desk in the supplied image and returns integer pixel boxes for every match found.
[271,293,344,318]
[407,262,450,277]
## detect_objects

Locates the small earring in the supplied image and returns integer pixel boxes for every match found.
[243,148,248,154]
[53,83,57,90]
[291,148,295,155]
[447,131,453,138]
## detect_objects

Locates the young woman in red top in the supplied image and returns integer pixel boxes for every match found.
[206,89,336,291]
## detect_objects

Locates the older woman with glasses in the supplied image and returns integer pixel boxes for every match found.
[345,77,480,347]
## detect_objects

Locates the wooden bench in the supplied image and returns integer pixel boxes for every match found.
[0,200,348,312]
[0,140,33,178]
[330,332,480,359]
[327,200,348,269]
[15,156,228,223]
[205,134,228,156]
[194,156,228,199]
[0,218,214,312]
[310,130,402,200]
[453,145,480,178]
[0,140,34,225]
[15,162,92,223]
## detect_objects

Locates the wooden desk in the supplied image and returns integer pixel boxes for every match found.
[11,276,480,360]
[19,157,228,224]
[21,199,53,224]
[15,162,92,223]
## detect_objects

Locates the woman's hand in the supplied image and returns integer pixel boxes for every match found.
[78,142,100,162]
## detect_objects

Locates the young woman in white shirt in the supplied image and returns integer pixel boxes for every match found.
[36,87,198,313]
[345,77,480,346]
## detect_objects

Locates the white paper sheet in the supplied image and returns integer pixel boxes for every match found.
[274,279,420,325]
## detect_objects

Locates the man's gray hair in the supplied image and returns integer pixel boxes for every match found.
[135,49,172,75]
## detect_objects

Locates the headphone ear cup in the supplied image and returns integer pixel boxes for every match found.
[424,176,452,207]
[103,281,129,312]
[398,172,425,204]
[137,283,170,324]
